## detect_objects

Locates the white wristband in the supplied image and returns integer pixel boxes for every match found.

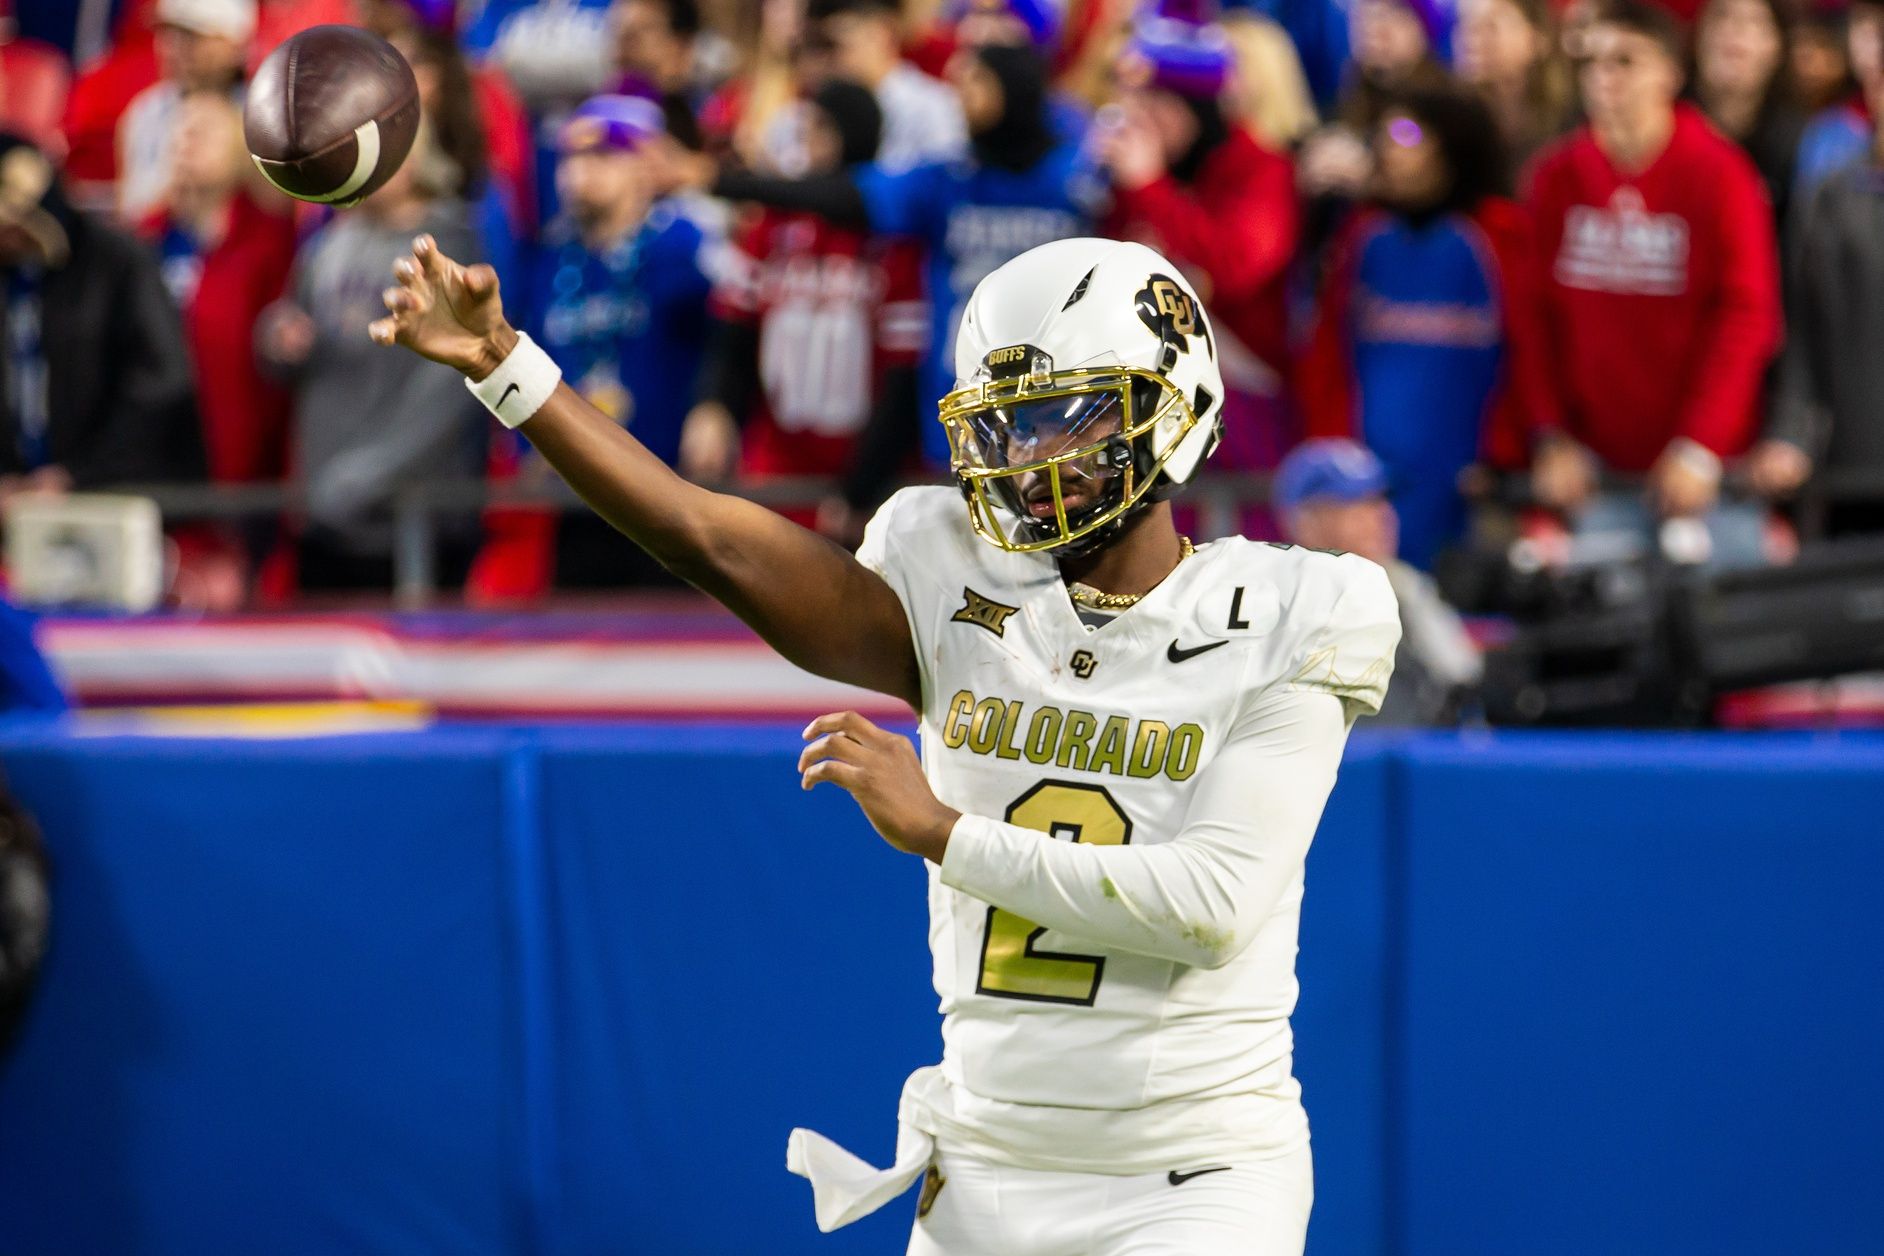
[466,332,561,429]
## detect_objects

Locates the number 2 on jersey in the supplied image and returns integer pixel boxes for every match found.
[975,781,1133,1005]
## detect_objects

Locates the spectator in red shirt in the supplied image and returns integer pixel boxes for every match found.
[1526,0,1781,564]
[680,79,925,540]
[144,87,296,486]
[1098,4,1299,476]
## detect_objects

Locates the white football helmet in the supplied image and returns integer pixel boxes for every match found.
[940,238,1224,555]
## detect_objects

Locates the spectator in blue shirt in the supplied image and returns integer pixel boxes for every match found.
[528,93,719,585]
[530,94,716,466]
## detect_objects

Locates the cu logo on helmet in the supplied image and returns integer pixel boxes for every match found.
[1134,275,1208,355]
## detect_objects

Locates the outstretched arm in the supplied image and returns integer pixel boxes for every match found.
[368,234,920,708]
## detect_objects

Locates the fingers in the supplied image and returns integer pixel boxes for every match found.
[370,281,424,347]
[803,710,883,744]
[413,233,451,281]
[462,263,500,302]
[796,731,863,775]
[801,758,864,792]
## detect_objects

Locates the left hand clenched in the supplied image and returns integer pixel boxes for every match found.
[799,712,960,863]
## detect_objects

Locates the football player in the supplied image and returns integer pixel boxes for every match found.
[370,233,1399,1255]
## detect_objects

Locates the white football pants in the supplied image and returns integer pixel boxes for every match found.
[904,1145,1312,1256]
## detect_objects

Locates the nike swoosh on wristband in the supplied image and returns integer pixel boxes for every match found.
[1167,1167,1232,1186]
[498,382,521,410]
[1166,638,1230,664]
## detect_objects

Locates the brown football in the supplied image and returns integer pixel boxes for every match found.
[243,25,420,208]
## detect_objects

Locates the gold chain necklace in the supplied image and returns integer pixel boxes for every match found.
[1066,536,1194,611]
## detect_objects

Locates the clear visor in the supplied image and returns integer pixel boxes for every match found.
[956,387,1129,473]
[938,366,1198,553]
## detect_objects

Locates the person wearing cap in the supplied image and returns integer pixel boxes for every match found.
[1098,1,1300,495]
[1276,438,1482,725]
[117,0,255,222]
[521,94,719,587]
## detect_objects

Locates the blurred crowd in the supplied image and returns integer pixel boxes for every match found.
[4,0,1884,614]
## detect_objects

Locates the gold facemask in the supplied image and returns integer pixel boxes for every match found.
[938,364,1200,554]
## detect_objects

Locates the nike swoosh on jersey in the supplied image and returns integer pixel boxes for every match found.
[498,382,521,410]
[1167,1167,1232,1186]
[1166,638,1230,664]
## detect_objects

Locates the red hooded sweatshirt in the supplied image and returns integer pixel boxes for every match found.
[1525,104,1781,470]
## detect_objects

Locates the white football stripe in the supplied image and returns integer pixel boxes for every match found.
[249,119,382,205]
[320,119,382,204]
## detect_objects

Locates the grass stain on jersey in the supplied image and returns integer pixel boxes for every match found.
[1179,920,1236,960]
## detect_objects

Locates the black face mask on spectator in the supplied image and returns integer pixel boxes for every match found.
[972,45,1054,173]
[811,79,884,169]
[1171,94,1230,184]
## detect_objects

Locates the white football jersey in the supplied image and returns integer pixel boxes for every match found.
[855,487,1401,1176]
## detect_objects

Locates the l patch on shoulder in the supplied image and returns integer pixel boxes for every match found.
[952,587,1020,638]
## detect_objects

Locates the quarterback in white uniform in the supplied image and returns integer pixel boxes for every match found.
[370,232,1398,1255]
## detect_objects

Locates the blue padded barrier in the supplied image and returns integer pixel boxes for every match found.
[1293,737,1397,1256]
[1393,734,1884,1256]
[0,729,520,1256]
[0,724,1880,1255]
[530,727,943,1256]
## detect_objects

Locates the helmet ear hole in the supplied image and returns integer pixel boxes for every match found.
[1193,384,1215,420]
